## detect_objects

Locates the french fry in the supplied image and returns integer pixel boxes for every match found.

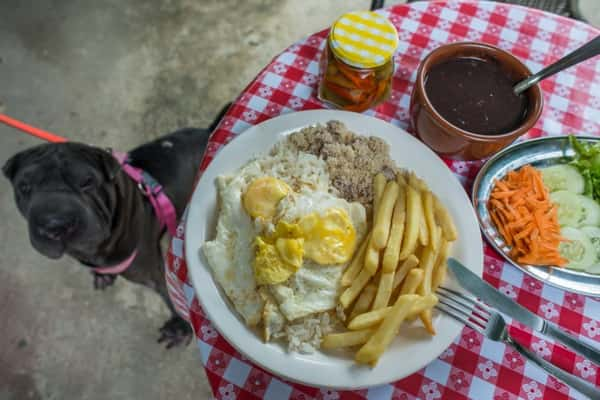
[340,268,373,308]
[373,173,387,215]
[372,181,400,249]
[423,191,438,251]
[321,329,374,349]
[408,171,428,192]
[396,172,407,186]
[371,271,395,310]
[409,173,429,247]
[392,255,419,292]
[364,240,380,274]
[399,268,424,295]
[398,184,422,259]
[432,240,451,290]
[419,215,429,246]
[355,294,420,365]
[382,183,406,273]
[342,233,371,286]
[349,283,377,320]
[416,230,441,335]
[433,195,458,242]
[348,293,438,330]
[348,307,390,330]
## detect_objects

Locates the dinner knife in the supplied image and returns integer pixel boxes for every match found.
[447,258,600,366]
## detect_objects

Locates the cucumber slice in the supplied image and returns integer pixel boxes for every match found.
[559,227,596,270]
[580,226,600,274]
[550,191,584,227]
[578,195,600,227]
[541,165,585,194]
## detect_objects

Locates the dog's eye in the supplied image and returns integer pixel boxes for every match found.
[79,176,95,191]
[18,182,31,196]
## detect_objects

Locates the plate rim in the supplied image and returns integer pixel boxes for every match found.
[472,135,600,297]
[184,109,484,388]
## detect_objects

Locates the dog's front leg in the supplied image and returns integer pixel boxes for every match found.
[92,272,117,290]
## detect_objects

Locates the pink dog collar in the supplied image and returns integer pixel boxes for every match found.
[92,250,138,274]
[92,151,178,274]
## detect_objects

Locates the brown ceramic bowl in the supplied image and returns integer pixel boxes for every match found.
[410,42,543,161]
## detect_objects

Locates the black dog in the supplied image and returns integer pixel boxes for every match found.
[3,127,211,348]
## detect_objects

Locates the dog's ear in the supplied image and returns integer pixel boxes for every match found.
[90,148,120,181]
[3,152,22,181]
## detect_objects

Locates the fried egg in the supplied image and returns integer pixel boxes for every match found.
[202,148,332,326]
[202,145,367,340]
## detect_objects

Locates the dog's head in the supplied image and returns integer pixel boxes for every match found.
[3,143,120,259]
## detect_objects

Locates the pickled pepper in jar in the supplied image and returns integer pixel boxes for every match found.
[318,11,398,112]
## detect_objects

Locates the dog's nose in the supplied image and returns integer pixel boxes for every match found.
[38,215,77,240]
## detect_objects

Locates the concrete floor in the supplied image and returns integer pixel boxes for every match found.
[0,1,393,399]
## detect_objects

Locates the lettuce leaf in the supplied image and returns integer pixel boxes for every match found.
[568,135,600,200]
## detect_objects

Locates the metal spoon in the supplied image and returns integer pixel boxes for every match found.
[513,35,600,95]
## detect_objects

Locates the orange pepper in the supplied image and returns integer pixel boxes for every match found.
[343,89,378,112]
[335,59,377,91]
[323,80,366,104]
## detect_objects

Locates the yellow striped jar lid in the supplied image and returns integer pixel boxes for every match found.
[329,11,399,69]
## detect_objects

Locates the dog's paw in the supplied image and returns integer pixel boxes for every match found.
[93,273,117,290]
[158,315,193,349]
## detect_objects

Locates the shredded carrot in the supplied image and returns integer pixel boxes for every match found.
[488,165,566,267]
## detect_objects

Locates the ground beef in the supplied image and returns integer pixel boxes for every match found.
[285,120,399,210]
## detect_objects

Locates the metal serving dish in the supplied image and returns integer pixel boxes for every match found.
[473,136,600,297]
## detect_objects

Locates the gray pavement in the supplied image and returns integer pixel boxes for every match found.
[0,1,371,399]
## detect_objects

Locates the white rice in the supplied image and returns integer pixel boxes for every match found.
[273,312,337,354]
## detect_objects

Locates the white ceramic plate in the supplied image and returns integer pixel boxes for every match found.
[185,110,483,389]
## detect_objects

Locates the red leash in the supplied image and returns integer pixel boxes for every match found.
[0,113,68,143]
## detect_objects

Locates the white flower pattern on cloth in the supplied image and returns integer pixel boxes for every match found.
[499,284,517,299]
[242,110,257,122]
[258,86,273,98]
[523,381,542,399]
[539,302,559,320]
[583,320,598,338]
[273,63,287,74]
[576,359,596,379]
[219,383,236,400]
[451,160,469,174]
[320,389,340,400]
[201,324,218,341]
[422,382,441,400]
[531,340,551,358]
[289,97,304,109]
[302,74,317,85]
[478,360,498,380]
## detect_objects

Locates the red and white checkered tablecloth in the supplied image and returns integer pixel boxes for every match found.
[165,1,600,399]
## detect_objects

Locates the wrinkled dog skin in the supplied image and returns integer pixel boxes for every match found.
[3,128,210,348]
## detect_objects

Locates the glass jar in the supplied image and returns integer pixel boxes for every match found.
[318,11,398,113]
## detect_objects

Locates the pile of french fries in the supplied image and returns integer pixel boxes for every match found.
[322,171,458,365]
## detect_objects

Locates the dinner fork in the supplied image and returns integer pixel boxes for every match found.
[436,287,600,399]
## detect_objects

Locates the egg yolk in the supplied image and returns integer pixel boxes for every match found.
[254,237,303,285]
[299,208,356,265]
[253,208,357,285]
[242,177,290,219]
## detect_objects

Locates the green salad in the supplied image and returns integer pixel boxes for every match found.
[536,136,600,274]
